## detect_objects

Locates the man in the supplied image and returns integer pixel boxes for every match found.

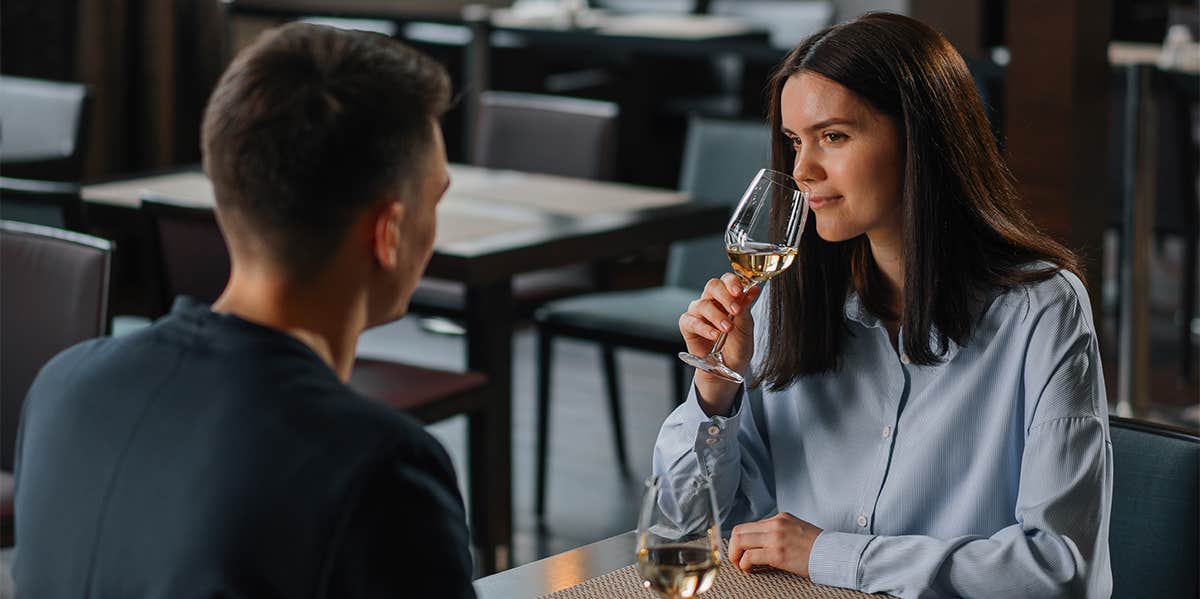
[12,23,475,597]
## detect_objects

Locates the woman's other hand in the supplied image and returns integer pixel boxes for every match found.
[727,512,823,578]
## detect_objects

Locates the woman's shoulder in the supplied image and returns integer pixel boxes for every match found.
[996,260,1095,333]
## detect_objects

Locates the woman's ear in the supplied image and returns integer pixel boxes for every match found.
[371,200,407,270]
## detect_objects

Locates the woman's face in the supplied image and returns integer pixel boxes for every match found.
[780,72,904,244]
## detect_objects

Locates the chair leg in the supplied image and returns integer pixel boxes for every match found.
[673,360,688,406]
[601,344,630,476]
[535,327,554,520]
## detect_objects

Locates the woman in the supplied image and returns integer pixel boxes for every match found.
[655,12,1111,598]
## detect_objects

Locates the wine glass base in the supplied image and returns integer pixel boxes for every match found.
[677,352,744,384]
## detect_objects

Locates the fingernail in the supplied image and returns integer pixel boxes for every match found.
[721,320,731,331]
[729,304,739,314]
[709,330,719,340]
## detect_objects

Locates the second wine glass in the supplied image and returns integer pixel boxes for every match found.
[636,475,722,599]
[678,168,809,384]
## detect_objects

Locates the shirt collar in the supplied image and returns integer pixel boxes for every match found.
[842,291,881,328]
[843,290,962,363]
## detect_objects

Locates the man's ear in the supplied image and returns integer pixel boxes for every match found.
[371,200,407,270]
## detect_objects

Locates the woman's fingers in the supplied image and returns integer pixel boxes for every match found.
[679,311,721,341]
[730,530,772,548]
[728,513,821,578]
[737,548,780,572]
[703,277,740,315]
[727,522,765,564]
[720,273,745,299]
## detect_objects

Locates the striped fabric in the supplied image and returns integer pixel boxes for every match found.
[653,268,1113,598]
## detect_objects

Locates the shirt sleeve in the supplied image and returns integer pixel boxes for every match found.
[323,446,477,598]
[808,273,1113,598]
[652,296,778,533]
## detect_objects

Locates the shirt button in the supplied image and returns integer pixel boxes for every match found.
[882,425,893,439]
[707,425,720,436]
[857,514,868,527]
[900,353,910,365]
[706,437,718,446]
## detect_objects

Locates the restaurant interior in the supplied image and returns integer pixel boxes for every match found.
[0,0,1197,597]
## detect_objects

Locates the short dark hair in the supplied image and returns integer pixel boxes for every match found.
[758,12,1080,388]
[201,23,450,277]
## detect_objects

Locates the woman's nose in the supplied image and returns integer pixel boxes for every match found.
[792,147,822,183]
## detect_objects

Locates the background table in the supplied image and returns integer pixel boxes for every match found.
[83,165,728,573]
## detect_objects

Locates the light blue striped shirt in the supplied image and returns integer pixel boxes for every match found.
[653,268,1113,598]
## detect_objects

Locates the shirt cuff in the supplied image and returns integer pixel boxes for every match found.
[808,530,874,590]
[680,384,745,475]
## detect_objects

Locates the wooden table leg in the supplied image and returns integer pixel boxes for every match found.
[465,279,513,574]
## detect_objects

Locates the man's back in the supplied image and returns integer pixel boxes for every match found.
[12,298,475,598]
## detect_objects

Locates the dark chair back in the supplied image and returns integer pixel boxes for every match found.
[473,91,619,180]
[0,76,90,182]
[0,220,111,471]
[0,177,86,231]
[141,197,230,315]
[1109,415,1199,598]
[666,116,770,290]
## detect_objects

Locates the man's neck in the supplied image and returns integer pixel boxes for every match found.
[211,268,366,381]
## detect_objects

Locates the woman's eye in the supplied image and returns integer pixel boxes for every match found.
[823,132,846,142]
[789,137,802,149]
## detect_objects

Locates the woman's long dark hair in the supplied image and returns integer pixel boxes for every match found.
[757,12,1080,390]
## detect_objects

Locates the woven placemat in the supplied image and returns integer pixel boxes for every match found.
[540,540,880,599]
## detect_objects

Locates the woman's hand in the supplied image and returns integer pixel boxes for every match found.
[727,512,823,578]
[678,273,760,415]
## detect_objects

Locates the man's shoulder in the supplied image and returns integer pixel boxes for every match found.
[331,388,457,487]
[26,333,133,404]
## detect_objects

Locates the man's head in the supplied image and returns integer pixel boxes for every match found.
[201,23,451,314]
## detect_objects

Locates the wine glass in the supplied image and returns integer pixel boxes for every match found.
[678,168,809,384]
[636,475,722,599]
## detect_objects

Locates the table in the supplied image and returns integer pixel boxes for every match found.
[82,165,728,573]
[474,531,636,598]
[474,531,884,598]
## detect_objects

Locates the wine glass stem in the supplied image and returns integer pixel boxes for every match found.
[706,279,756,358]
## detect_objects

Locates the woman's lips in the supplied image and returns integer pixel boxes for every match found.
[808,195,842,210]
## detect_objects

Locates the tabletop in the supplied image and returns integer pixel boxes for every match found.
[474,531,637,598]
[475,531,885,599]
[1109,41,1200,74]
[83,164,689,243]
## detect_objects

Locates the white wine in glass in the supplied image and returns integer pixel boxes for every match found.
[678,168,809,384]
[636,475,722,599]
[727,242,799,284]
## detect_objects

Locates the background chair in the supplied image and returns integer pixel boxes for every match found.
[531,116,770,518]
[1109,415,1199,598]
[0,177,87,231]
[410,91,620,322]
[0,75,90,182]
[0,220,112,546]
[140,197,232,315]
[472,91,619,180]
[139,195,491,456]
